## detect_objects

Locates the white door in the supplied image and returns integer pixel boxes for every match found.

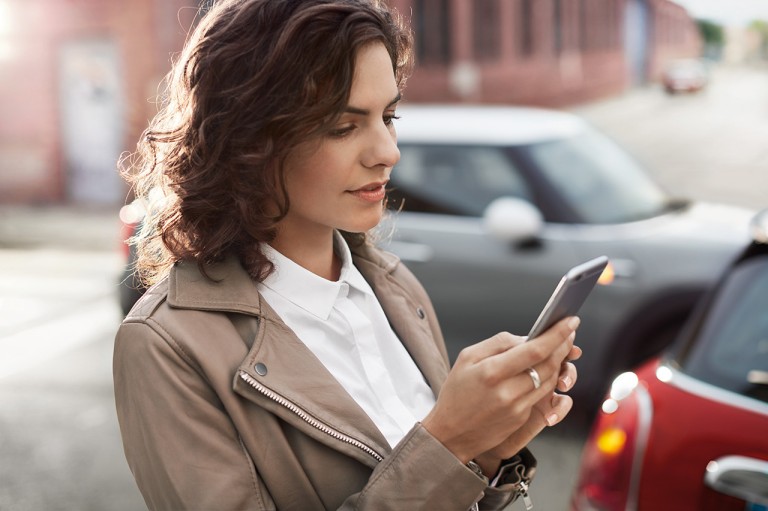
[59,38,124,205]
[624,0,650,85]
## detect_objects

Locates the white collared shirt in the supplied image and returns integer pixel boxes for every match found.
[256,232,436,447]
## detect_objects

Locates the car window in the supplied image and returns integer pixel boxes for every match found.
[678,255,768,404]
[389,145,532,217]
[523,130,669,224]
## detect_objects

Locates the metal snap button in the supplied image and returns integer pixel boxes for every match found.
[254,362,268,376]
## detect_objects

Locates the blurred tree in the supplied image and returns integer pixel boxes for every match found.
[696,19,724,46]
[749,20,768,59]
[696,19,724,60]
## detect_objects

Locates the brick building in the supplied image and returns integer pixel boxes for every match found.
[0,0,199,206]
[0,0,700,206]
[389,0,701,105]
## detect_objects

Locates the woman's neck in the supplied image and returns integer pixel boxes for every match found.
[269,227,342,281]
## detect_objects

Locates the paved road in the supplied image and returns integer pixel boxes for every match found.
[572,64,768,212]
[0,63,765,511]
[0,248,144,510]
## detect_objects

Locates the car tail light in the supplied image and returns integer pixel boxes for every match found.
[119,202,144,259]
[571,372,652,511]
[119,220,136,259]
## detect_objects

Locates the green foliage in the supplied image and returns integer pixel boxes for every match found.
[750,20,768,35]
[749,20,768,57]
[696,19,724,46]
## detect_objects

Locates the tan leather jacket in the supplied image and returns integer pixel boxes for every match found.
[114,241,532,510]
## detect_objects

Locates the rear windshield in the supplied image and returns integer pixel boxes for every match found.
[676,254,768,404]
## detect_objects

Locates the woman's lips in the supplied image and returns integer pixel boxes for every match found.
[349,182,387,202]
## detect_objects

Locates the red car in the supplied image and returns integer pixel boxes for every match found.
[118,200,146,315]
[571,209,768,510]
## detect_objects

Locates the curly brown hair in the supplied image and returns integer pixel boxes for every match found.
[124,0,413,286]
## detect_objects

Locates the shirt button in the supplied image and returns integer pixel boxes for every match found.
[254,362,268,376]
[416,307,426,319]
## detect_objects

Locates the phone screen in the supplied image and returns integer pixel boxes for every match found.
[527,256,609,340]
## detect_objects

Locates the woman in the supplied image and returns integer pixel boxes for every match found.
[114,0,581,509]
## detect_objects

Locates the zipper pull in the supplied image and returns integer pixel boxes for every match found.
[519,480,533,510]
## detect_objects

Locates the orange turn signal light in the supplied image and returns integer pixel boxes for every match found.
[596,427,627,456]
[597,262,615,286]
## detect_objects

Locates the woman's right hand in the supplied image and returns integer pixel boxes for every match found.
[421,316,580,466]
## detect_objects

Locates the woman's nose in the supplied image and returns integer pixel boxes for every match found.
[363,123,400,169]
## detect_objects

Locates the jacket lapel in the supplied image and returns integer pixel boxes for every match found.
[168,255,391,460]
[238,296,391,456]
[351,246,448,397]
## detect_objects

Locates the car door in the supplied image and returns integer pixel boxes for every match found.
[638,247,768,509]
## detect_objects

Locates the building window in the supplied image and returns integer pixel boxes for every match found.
[519,0,535,57]
[473,0,500,60]
[414,0,452,65]
[604,0,617,49]
[553,0,563,54]
[577,0,623,53]
[579,0,589,51]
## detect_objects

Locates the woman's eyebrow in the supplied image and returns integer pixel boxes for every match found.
[344,92,402,115]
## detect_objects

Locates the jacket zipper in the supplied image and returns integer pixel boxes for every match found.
[239,370,384,462]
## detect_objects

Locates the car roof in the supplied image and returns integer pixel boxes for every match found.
[395,104,588,146]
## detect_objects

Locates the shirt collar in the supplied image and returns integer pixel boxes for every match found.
[335,231,375,297]
[260,231,373,320]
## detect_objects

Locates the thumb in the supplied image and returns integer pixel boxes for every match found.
[458,332,524,364]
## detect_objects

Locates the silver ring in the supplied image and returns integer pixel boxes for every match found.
[527,367,542,390]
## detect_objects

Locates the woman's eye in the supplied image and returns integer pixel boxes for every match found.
[383,114,401,126]
[328,125,355,138]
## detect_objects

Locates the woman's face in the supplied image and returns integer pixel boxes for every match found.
[279,42,401,243]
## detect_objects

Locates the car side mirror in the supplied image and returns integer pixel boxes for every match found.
[704,455,768,506]
[482,197,544,243]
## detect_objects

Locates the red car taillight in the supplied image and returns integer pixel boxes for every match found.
[118,202,144,259]
[571,372,652,511]
[119,221,136,259]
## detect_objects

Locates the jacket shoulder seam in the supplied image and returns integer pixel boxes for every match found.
[129,316,201,373]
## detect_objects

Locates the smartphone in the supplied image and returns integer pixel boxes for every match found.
[527,255,609,340]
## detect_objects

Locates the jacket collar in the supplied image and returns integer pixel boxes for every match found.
[167,256,263,315]
[166,237,401,316]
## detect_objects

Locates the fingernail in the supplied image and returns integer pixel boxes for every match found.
[546,413,559,426]
[560,376,572,389]
[568,317,581,330]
